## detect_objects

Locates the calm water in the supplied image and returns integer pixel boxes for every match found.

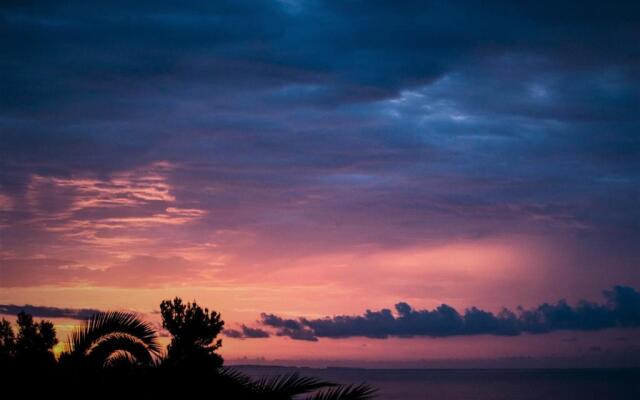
[235,366,640,400]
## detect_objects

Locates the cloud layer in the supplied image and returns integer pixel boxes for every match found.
[224,325,270,339]
[2,1,638,256]
[0,304,101,320]
[260,286,640,341]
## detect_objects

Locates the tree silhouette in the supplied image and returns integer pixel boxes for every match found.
[0,306,376,400]
[14,312,57,367]
[160,297,224,369]
[0,318,16,364]
[0,313,57,369]
[61,311,160,368]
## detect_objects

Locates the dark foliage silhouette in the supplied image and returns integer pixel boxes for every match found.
[0,312,57,368]
[308,384,377,400]
[160,297,224,369]
[0,299,376,400]
[0,318,16,363]
[252,373,335,399]
[60,311,160,369]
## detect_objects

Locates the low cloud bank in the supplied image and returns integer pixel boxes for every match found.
[0,304,102,320]
[224,325,270,339]
[260,286,640,341]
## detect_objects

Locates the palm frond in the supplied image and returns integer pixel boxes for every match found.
[67,311,160,358]
[214,368,258,396]
[88,333,155,366]
[253,373,335,398]
[103,350,138,368]
[218,367,255,388]
[306,384,377,400]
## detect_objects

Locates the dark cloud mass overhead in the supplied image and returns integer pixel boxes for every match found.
[1,1,638,248]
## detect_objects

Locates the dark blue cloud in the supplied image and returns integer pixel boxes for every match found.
[260,286,640,340]
[224,324,270,339]
[259,314,317,341]
[0,304,101,320]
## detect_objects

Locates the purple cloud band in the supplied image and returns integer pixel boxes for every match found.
[260,286,640,341]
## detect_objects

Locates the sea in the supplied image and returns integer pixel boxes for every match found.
[235,366,640,400]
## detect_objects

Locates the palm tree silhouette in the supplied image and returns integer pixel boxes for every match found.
[62,311,160,368]
[5,306,376,399]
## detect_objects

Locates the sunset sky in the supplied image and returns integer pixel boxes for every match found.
[1,1,639,367]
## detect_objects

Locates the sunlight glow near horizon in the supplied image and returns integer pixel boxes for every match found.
[1,160,638,364]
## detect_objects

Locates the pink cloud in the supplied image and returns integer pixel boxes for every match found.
[0,255,213,288]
